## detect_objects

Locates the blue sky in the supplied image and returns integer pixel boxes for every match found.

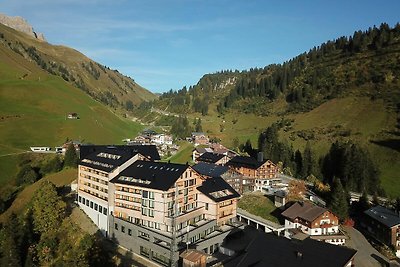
[1,0,399,93]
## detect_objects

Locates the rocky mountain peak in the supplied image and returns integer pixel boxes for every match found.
[0,13,46,41]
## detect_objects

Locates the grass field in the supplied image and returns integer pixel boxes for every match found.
[0,47,144,185]
[238,192,280,223]
[166,141,195,164]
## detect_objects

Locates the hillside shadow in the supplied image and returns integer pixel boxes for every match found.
[370,139,400,152]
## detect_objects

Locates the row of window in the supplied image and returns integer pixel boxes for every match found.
[80,173,108,185]
[83,181,108,194]
[80,166,108,177]
[80,187,108,201]
[78,195,108,215]
[116,194,141,203]
[116,202,140,211]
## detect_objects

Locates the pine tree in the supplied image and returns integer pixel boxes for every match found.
[328,178,349,221]
[64,143,78,168]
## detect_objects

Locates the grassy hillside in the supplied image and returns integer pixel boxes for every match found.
[0,23,156,109]
[0,43,144,185]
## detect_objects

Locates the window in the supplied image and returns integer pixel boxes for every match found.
[86,199,89,206]
[95,204,98,211]
[205,203,208,210]
[142,190,148,198]
[128,229,132,236]
[121,226,125,233]
[149,200,154,208]
[78,196,82,203]
[149,209,154,217]
[99,206,102,213]
[149,191,154,199]
[115,223,118,230]
[103,208,107,215]
[90,201,93,209]
[142,208,148,216]
[142,199,148,207]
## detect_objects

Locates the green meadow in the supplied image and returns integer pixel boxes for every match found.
[0,72,143,184]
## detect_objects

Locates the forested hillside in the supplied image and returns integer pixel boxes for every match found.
[143,23,400,197]
[152,23,400,116]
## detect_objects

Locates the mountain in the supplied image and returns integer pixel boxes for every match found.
[0,20,156,109]
[148,23,400,197]
[0,24,147,186]
[0,13,45,41]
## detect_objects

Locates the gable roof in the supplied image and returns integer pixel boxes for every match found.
[196,152,225,163]
[281,201,328,222]
[79,145,160,161]
[197,177,240,202]
[192,162,229,178]
[364,205,400,228]
[226,156,266,169]
[110,160,188,191]
[223,227,356,267]
[79,147,136,172]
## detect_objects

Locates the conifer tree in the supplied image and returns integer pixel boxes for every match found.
[328,178,349,221]
[64,143,78,168]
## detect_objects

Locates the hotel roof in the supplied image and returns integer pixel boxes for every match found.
[79,144,160,161]
[192,162,229,178]
[79,147,137,172]
[111,160,188,191]
[197,177,240,202]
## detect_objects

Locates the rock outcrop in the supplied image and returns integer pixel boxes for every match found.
[0,13,46,41]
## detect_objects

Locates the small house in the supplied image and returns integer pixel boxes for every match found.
[67,112,79,119]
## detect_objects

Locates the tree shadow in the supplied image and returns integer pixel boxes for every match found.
[370,139,400,152]
[370,253,389,267]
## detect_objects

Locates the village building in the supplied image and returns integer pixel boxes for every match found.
[192,162,244,195]
[67,112,78,119]
[61,140,81,154]
[281,201,346,245]
[77,145,241,266]
[362,205,400,257]
[226,155,279,191]
[192,147,213,162]
[195,152,230,165]
[191,132,209,146]
[150,133,173,145]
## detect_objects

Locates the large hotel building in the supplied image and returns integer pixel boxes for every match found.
[77,145,240,266]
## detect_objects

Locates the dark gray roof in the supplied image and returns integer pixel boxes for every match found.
[79,145,160,161]
[196,152,225,163]
[196,177,240,202]
[192,162,229,178]
[110,160,188,191]
[226,156,265,169]
[223,227,357,267]
[364,205,400,228]
[79,147,136,172]
[281,202,327,222]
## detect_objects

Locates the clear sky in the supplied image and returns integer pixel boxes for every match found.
[1,0,399,93]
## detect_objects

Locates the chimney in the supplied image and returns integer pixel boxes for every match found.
[257,152,264,162]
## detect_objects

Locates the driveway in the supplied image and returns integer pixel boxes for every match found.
[344,226,399,267]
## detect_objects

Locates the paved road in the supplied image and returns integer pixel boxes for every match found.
[344,226,399,267]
